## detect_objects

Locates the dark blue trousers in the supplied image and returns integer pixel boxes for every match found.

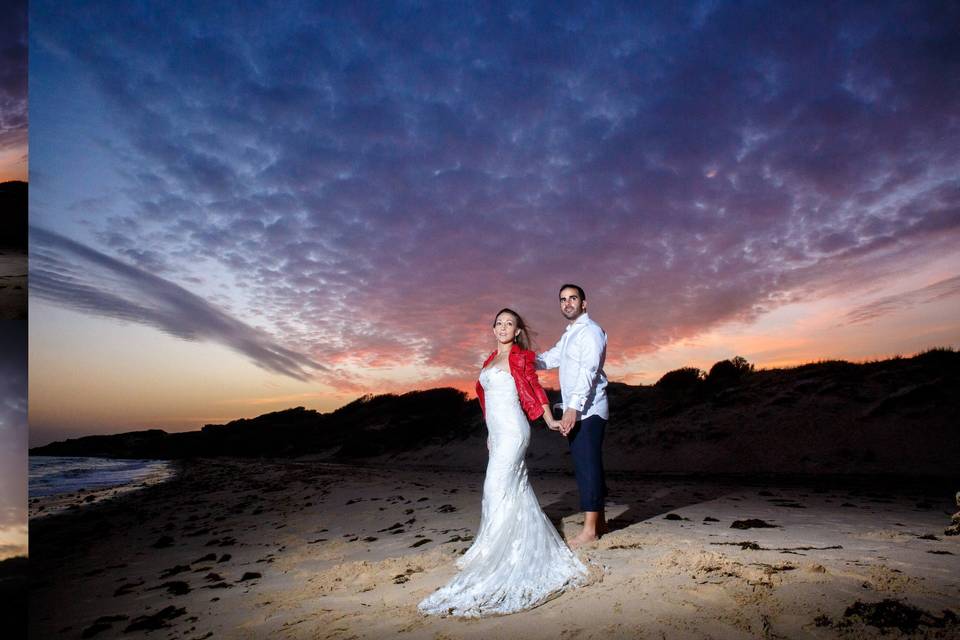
[567,414,607,511]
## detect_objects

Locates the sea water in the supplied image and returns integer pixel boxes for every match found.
[29,456,174,498]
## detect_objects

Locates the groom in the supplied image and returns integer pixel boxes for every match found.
[537,284,609,547]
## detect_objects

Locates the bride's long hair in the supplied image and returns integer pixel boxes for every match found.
[493,308,537,351]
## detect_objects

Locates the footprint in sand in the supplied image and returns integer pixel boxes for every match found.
[113,580,144,597]
[730,518,779,529]
[81,615,129,638]
[124,606,186,632]
[149,581,190,596]
[159,565,191,579]
[151,536,175,548]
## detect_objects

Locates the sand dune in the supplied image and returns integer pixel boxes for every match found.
[32,350,960,481]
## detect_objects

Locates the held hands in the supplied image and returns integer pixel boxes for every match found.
[541,404,562,432]
[543,415,562,432]
[543,405,579,436]
[559,407,579,436]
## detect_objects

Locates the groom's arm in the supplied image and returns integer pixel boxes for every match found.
[564,326,606,414]
[535,341,562,370]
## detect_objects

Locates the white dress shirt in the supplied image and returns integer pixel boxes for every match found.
[536,313,608,420]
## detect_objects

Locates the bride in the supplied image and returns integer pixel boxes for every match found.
[418,308,588,617]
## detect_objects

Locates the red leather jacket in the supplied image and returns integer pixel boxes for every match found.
[476,344,549,422]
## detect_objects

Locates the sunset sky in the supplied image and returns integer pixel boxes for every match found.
[0,0,27,182]
[28,2,960,446]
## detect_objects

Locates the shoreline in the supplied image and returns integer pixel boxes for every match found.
[28,459,178,520]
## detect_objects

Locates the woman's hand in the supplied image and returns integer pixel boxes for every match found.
[542,411,562,432]
[559,407,579,436]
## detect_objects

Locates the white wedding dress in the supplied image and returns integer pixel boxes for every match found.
[418,365,588,617]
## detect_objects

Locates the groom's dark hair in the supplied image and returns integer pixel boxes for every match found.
[559,283,585,300]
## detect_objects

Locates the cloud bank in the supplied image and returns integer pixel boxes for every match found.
[0,0,27,157]
[844,275,960,326]
[31,227,322,380]
[30,1,960,387]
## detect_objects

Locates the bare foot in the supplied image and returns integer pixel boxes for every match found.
[567,531,599,549]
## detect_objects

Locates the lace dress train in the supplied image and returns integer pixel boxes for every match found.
[418,366,587,617]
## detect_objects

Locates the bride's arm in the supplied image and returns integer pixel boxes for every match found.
[519,349,556,426]
[521,350,550,407]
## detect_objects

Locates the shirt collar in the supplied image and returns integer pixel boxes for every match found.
[565,312,590,331]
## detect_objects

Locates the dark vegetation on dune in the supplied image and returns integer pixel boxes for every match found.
[30,349,960,476]
[33,388,475,460]
[0,181,27,249]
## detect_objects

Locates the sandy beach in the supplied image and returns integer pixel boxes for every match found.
[0,250,26,320]
[28,458,959,639]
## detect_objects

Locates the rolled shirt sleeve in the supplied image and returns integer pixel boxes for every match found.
[537,313,608,420]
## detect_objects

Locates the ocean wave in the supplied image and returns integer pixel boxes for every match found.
[28,456,172,498]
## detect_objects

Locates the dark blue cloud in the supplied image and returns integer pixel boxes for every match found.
[31,0,960,372]
[0,0,27,154]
